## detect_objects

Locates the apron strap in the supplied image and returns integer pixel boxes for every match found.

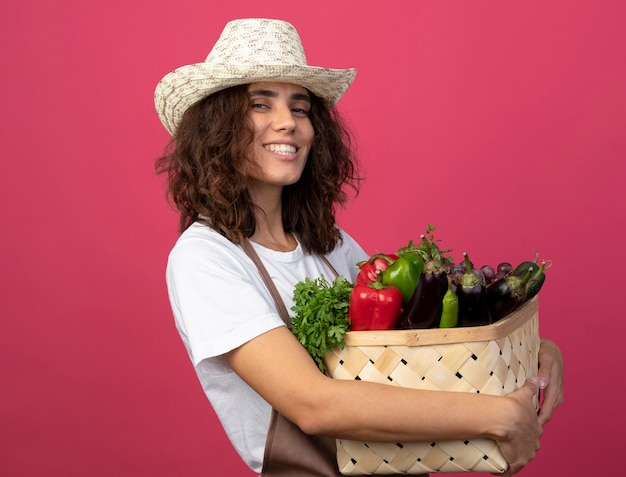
[242,238,339,326]
[242,239,292,326]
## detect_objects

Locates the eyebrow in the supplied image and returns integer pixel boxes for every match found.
[248,89,311,104]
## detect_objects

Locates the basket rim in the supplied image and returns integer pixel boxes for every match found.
[342,297,538,347]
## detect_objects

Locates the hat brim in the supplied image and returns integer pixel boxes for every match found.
[155,63,357,136]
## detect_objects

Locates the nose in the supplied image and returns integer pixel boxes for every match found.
[272,104,296,132]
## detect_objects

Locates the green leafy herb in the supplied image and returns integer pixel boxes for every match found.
[398,223,453,264]
[290,275,353,372]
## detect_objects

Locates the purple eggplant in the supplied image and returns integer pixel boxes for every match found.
[457,252,492,327]
[397,233,449,329]
[397,259,449,329]
[486,267,533,321]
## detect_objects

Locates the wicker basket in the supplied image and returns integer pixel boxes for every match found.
[323,297,540,475]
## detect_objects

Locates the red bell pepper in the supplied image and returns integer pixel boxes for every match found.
[356,253,398,285]
[348,274,402,331]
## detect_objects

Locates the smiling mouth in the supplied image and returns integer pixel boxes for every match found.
[265,144,297,155]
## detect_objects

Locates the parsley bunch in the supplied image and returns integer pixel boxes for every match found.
[290,275,353,372]
[397,223,453,264]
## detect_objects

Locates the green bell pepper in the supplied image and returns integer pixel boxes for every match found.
[381,255,421,306]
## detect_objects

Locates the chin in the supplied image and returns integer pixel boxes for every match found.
[275,172,304,186]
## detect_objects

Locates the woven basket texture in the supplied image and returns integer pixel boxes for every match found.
[323,298,540,475]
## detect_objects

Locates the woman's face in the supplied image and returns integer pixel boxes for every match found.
[245,82,314,190]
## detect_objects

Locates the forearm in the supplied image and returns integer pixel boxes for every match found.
[225,326,536,446]
[306,377,511,442]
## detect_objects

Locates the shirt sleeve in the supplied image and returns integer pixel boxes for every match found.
[331,228,370,283]
[166,233,285,369]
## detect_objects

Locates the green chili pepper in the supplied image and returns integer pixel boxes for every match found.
[440,279,459,328]
[525,260,549,301]
[513,250,540,277]
[381,256,421,307]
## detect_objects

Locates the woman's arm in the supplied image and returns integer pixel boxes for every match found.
[223,326,542,475]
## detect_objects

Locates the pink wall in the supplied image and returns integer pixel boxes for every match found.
[1,1,624,475]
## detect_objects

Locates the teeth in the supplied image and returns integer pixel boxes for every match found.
[265,144,296,155]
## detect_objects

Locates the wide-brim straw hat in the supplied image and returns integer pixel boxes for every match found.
[154,18,357,136]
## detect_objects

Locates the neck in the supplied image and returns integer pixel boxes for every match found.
[248,186,296,252]
[250,226,296,252]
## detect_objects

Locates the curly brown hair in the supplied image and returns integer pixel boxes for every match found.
[155,84,360,255]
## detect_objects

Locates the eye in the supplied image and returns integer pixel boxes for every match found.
[291,106,310,117]
[250,102,269,110]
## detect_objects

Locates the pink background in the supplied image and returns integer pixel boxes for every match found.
[2,1,624,475]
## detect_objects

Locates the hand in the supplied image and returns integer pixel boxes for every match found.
[536,338,564,426]
[496,378,543,476]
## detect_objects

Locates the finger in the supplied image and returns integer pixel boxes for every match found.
[537,406,553,426]
[537,387,558,425]
[524,376,540,396]
[536,365,551,390]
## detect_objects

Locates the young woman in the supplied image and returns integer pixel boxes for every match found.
[154,19,564,477]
